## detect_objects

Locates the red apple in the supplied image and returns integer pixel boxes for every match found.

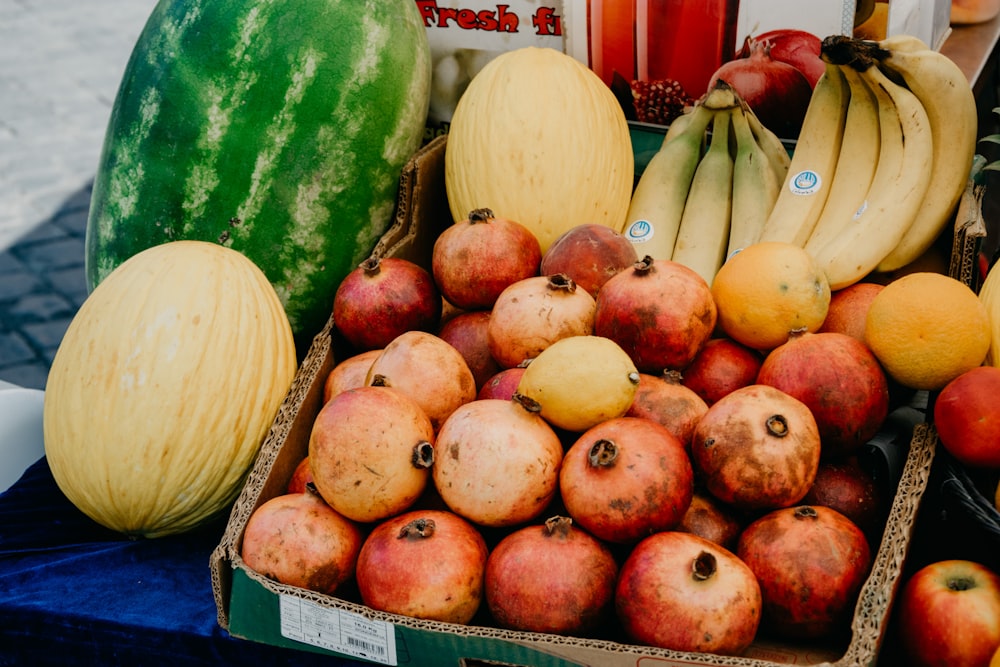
[897,559,1000,667]
[933,366,1000,468]
[540,223,639,298]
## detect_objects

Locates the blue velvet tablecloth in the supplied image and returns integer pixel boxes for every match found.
[0,458,364,666]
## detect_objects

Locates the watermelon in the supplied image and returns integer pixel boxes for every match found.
[85,0,432,351]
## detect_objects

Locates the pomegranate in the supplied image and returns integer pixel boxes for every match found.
[594,256,716,374]
[756,330,889,458]
[241,488,362,595]
[437,310,501,392]
[709,39,812,139]
[332,256,441,352]
[366,330,477,432]
[432,207,542,311]
[487,274,596,368]
[559,416,694,544]
[737,505,872,640]
[356,510,488,624]
[484,515,619,635]
[309,386,435,523]
[801,457,884,541]
[691,384,821,511]
[287,456,313,494]
[677,490,744,550]
[625,370,708,452]
[680,337,763,406]
[476,365,527,401]
[432,395,563,528]
[322,348,382,404]
[616,531,762,655]
[539,223,638,298]
[738,29,825,87]
[817,282,884,343]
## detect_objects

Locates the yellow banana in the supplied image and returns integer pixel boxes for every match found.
[804,64,881,256]
[728,101,780,256]
[744,102,791,189]
[878,33,928,54]
[671,107,735,285]
[873,42,978,272]
[622,102,715,260]
[811,59,934,290]
[758,62,851,246]
[662,107,694,144]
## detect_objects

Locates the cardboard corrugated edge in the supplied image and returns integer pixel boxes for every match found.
[210,135,450,630]
[210,132,943,666]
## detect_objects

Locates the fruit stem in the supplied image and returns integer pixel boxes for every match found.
[546,273,578,293]
[411,441,435,469]
[468,208,495,224]
[766,414,789,437]
[544,515,574,538]
[588,439,619,468]
[692,551,718,582]
[398,517,436,540]
[360,256,381,276]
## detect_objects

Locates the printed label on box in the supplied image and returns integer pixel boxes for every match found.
[279,594,398,665]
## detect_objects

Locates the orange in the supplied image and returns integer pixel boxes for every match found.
[711,242,831,351]
[864,272,991,391]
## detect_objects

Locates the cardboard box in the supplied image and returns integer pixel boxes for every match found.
[210,135,949,667]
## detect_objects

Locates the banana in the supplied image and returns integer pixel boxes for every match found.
[811,59,934,290]
[757,62,851,246]
[744,102,791,188]
[872,41,979,272]
[803,63,881,256]
[671,106,735,285]
[622,102,715,260]
[728,101,780,256]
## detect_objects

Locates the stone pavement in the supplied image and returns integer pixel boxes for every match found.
[0,0,157,389]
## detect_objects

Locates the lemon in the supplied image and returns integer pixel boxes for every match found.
[516,335,640,432]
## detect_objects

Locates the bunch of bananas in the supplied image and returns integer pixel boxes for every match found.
[623,80,791,285]
[758,34,978,289]
[623,35,978,291]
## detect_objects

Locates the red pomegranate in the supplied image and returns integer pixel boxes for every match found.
[309,385,435,523]
[366,330,477,432]
[487,274,596,368]
[677,490,744,550]
[801,457,884,541]
[332,256,441,351]
[356,510,488,624]
[286,456,313,494]
[680,337,763,406]
[594,256,717,374]
[484,515,619,635]
[241,488,362,595]
[691,384,821,511]
[625,370,708,452]
[476,366,527,401]
[756,330,889,458]
[432,395,564,528]
[616,531,762,655]
[540,223,638,298]
[437,310,501,392]
[559,416,694,544]
[432,207,542,310]
[737,505,872,640]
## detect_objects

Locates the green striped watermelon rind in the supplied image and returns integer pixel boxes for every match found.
[85,0,432,350]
